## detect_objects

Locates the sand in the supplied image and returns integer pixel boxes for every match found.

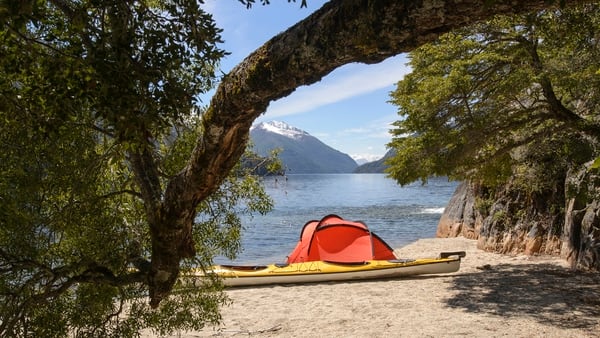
[147,237,600,337]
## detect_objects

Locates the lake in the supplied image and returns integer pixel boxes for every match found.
[219,174,459,265]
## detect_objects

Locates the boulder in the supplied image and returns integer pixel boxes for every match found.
[438,179,566,258]
[436,182,481,239]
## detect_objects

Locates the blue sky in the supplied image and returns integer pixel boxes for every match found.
[202,1,412,162]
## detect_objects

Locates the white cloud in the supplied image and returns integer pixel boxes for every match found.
[265,55,410,118]
[317,116,396,160]
[339,115,396,140]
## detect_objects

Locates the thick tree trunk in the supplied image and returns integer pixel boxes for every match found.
[149,0,593,306]
[562,162,600,271]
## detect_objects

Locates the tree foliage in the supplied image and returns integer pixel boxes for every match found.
[0,1,273,336]
[387,4,600,187]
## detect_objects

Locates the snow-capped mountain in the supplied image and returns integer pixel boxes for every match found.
[354,149,397,173]
[352,155,380,166]
[250,121,358,174]
[253,120,309,139]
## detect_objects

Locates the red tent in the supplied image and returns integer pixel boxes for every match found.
[286,214,397,264]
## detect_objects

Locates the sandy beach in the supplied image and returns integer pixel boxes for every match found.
[147,237,600,337]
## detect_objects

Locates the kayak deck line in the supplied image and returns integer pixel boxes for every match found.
[192,251,466,287]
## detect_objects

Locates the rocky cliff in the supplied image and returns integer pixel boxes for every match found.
[438,163,600,271]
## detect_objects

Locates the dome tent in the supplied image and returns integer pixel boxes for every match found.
[286,214,397,264]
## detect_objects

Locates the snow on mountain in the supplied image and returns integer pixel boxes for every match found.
[251,121,308,140]
[351,154,382,165]
[250,120,357,174]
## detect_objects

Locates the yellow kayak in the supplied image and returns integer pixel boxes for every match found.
[200,251,465,287]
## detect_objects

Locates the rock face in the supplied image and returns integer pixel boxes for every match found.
[436,182,482,240]
[438,164,600,271]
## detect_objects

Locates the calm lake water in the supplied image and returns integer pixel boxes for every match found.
[220,174,459,265]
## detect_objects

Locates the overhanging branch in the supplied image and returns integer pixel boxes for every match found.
[171,0,593,207]
[150,0,594,307]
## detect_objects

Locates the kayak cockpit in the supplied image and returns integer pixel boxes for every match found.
[218,265,269,272]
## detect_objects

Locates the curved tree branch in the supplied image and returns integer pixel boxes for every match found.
[149,0,593,307]
[180,0,593,204]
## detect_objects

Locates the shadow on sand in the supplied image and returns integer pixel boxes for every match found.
[445,263,600,330]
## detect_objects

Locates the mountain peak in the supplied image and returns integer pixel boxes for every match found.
[252,121,309,139]
[250,120,357,174]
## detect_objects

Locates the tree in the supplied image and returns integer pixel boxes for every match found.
[0,0,595,336]
[0,1,274,336]
[387,4,600,188]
